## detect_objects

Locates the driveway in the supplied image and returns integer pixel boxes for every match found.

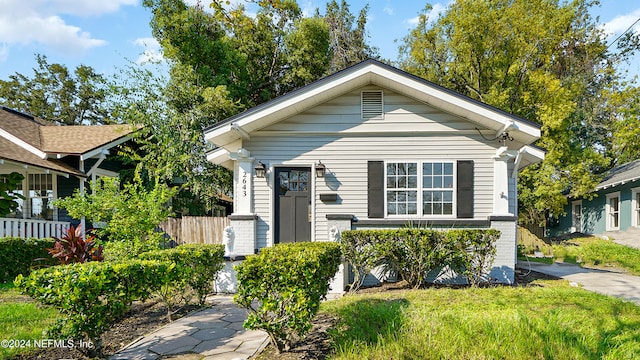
[517,260,640,305]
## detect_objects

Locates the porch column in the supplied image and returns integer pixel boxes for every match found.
[492,147,517,216]
[228,148,257,255]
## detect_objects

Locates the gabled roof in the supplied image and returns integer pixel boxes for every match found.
[597,160,640,191]
[0,106,139,176]
[205,59,541,149]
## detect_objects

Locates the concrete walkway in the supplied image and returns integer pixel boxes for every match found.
[111,296,269,360]
[517,260,640,305]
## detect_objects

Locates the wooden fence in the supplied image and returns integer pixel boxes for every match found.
[159,216,230,245]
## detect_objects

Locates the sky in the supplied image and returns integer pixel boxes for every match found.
[0,0,639,81]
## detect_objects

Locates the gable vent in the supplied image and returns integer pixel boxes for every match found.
[361,91,384,119]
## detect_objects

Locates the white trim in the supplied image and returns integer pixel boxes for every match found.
[632,187,640,228]
[0,128,47,159]
[80,135,130,161]
[606,192,621,231]
[571,200,582,233]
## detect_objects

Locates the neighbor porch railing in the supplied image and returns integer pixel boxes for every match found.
[0,218,71,239]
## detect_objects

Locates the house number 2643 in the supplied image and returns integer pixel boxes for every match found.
[242,172,247,197]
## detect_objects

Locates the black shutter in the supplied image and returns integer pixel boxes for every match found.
[368,161,384,218]
[457,160,474,218]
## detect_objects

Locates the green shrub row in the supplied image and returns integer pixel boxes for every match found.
[14,259,180,354]
[139,244,225,305]
[234,242,342,353]
[0,237,55,283]
[340,229,501,290]
[14,243,225,355]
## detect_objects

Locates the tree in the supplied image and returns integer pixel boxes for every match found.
[399,0,638,225]
[0,54,110,125]
[324,0,379,72]
[0,172,24,217]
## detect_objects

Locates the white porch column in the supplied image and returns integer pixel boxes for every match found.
[492,147,517,216]
[227,148,257,256]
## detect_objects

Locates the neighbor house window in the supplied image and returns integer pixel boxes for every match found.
[386,161,454,217]
[0,175,24,218]
[606,192,620,231]
[28,174,54,220]
[633,188,640,228]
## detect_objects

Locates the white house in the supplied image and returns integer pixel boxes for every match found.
[205,60,544,292]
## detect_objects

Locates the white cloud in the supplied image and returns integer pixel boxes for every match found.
[133,37,165,64]
[383,7,394,16]
[0,0,135,56]
[0,43,8,62]
[601,9,640,38]
[404,2,448,28]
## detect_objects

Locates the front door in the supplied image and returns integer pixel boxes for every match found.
[275,167,311,244]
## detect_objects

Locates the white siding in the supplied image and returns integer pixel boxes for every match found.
[245,86,501,248]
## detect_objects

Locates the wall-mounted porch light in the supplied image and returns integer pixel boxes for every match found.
[255,161,267,178]
[315,161,326,178]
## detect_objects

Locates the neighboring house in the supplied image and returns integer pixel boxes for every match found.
[205,60,544,291]
[0,106,138,238]
[549,159,640,237]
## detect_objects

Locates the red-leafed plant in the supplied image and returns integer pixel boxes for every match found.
[48,225,104,264]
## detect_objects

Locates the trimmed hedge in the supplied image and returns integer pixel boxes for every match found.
[139,244,225,305]
[340,228,501,288]
[0,237,55,283]
[14,259,181,355]
[234,242,342,353]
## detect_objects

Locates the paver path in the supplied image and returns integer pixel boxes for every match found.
[112,295,268,360]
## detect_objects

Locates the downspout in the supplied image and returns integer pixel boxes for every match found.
[79,159,86,240]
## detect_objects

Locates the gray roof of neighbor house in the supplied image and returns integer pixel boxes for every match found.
[596,159,640,190]
[0,106,139,176]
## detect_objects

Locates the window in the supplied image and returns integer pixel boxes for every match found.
[606,192,620,231]
[633,188,640,228]
[572,200,582,233]
[385,161,454,217]
[29,174,54,220]
[422,162,454,215]
[0,175,24,218]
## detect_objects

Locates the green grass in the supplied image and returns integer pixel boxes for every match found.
[321,282,640,359]
[0,283,61,360]
[553,237,640,275]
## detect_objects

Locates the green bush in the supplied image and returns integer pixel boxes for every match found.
[234,242,341,353]
[0,237,55,283]
[139,244,225,306]
[339,230,385,292]
[14,259,180,355]
[446,229,500,286]
[340,228,501,288]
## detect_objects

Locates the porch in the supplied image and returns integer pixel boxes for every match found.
[0,217,70,239]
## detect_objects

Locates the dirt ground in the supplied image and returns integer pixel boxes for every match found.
[11,269,557,360]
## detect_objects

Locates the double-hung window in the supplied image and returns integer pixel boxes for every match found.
[385,161,454,217]
[28,174,54,220]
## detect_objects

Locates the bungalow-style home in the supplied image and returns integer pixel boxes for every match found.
[0,106,137,238]
[549,159,640,237]
[205,60,543,291]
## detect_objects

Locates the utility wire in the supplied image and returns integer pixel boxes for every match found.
[606,16,640,51]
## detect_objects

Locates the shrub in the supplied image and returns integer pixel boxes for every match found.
[14,259,179,355]
[139,244,225,307]
[47,225,104,264]
[340,229,502,288]
[0,237,55,283]
[339,230,385,292]
[446,229,500,286]
[234,242,341,353]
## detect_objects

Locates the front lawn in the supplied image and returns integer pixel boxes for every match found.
[553,237,640,275]
[0,283,61,360]
[321,281,640,359]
